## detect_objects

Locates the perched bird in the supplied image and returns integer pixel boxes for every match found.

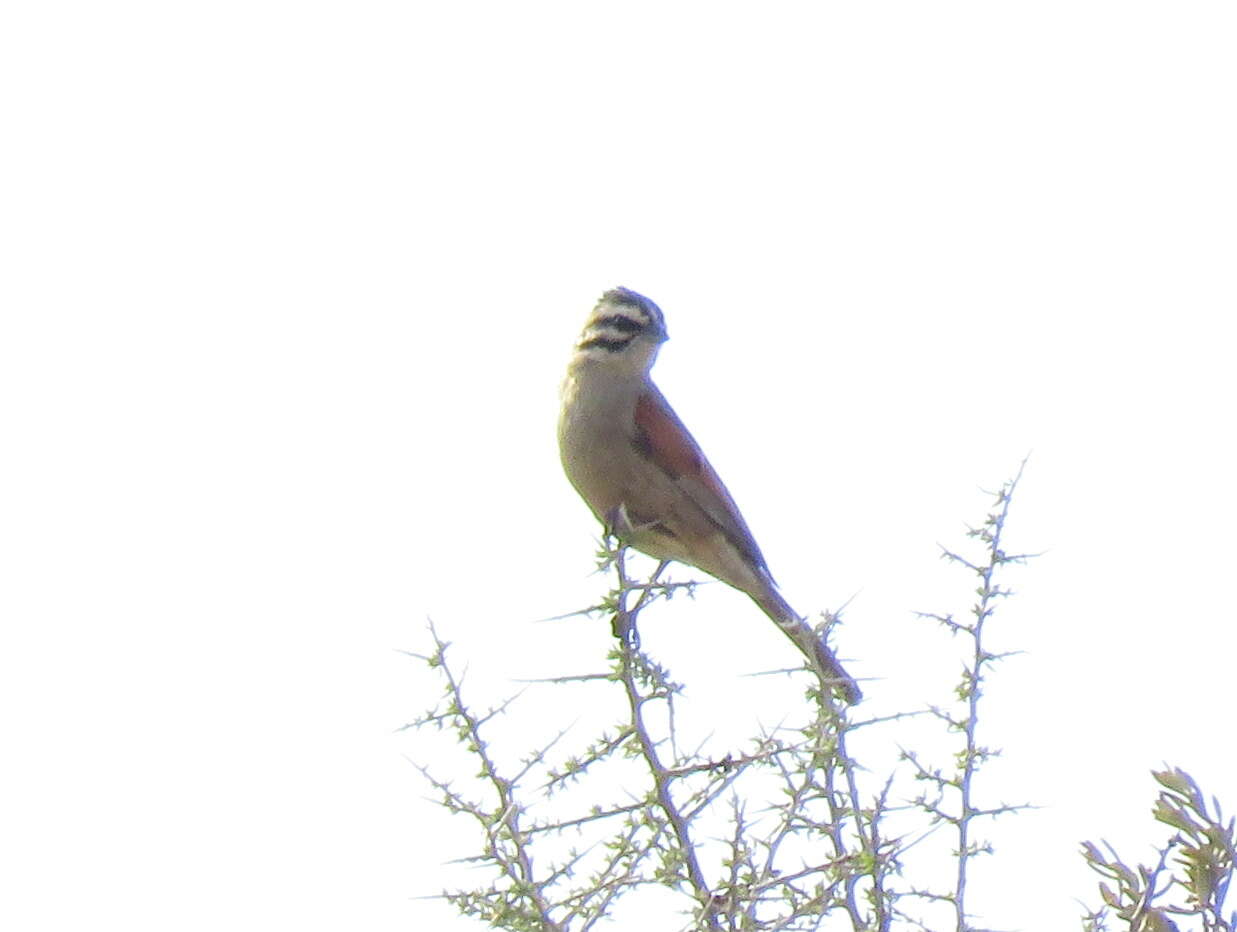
[558,286,861,704]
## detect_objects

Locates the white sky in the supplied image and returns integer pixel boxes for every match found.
[3,2,1235,930]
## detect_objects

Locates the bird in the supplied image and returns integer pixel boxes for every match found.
[557,286,861,704]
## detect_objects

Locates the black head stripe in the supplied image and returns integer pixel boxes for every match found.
[579,336,632,352]
[596,313,644,335]
[598,287,666,338]
[606,288,646,308]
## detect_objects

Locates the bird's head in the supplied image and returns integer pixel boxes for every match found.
[572,287,669,374]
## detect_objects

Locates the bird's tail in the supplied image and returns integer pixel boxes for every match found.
[756,589,862,705]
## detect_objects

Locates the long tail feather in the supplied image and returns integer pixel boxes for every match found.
[755,590,862,704]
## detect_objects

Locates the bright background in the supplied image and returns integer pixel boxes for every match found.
[3,2,1235,929]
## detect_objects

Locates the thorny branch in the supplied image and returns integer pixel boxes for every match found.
[402,462,1233,931]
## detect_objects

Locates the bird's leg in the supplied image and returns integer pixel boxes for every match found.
[605,501,671,540]
[603,502,637,542]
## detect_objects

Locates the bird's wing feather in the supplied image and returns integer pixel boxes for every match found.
[633,386,772,576]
